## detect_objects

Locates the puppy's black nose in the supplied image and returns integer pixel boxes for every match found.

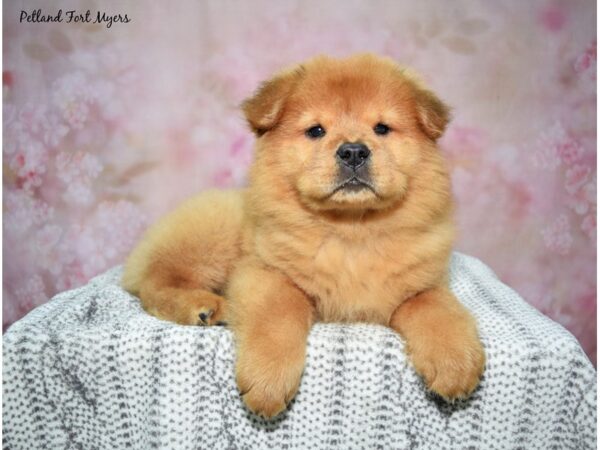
[336,142,371,169]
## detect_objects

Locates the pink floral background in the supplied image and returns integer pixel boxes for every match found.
[3,1,596,364]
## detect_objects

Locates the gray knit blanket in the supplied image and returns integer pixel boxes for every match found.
[3,253,596,449]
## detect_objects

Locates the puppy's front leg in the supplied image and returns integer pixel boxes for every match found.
[227,261,314,418]
[390,286,485,400]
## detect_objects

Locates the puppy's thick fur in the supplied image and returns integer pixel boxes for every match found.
[122,54,485,418]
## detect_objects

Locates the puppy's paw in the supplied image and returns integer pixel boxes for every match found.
[236,346,304,418]
[192,292,227,326]
[238,379,293,419]
[409,330,485,400]
[157,290,227,326]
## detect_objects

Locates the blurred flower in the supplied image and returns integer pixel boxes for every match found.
[532,122,573,170]
[69,201,147,279]
[574,40,596,78]
[581,214,596,243]
[4,190,54,236]
[55,151,103,205]
[18,104,50,135]
[568,182,595,215]
[565,164,591,195]
[89,79,123,121]
[556,137,584,165]
[42,114,70,148]
[538,4,567,32]
[541,214,573,255]
[8,137,48,190]
[52,72,93,129]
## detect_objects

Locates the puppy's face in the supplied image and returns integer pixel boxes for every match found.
[243,54,450,213]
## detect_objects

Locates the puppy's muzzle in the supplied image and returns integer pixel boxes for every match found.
[336,142,371,170]
[329,142,378,197]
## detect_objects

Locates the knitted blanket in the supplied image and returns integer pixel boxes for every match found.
[3,253,596,449]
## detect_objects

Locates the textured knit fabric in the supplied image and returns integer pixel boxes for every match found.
[3,253,596,449]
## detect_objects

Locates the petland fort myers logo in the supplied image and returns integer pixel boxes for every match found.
[20,9,131,28]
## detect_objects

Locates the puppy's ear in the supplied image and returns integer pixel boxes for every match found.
[414,88,451,141]
[242,66,304,136]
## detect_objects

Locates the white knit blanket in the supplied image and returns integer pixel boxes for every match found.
[3,253,596,449]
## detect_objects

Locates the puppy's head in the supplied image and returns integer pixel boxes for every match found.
[243,54,450,214]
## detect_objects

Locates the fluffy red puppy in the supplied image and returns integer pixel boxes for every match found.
[122,54,485,418]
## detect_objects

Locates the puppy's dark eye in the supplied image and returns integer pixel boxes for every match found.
[373,123,391,135]
[305,125,326,139]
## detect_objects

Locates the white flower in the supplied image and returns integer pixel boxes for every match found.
[52,72,93,129]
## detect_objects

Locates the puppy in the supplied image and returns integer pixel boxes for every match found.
[122,54,485,418]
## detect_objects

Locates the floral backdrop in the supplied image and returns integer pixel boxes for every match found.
[3,0,596,364]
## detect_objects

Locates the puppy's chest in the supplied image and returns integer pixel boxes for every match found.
[268,233,406,323]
